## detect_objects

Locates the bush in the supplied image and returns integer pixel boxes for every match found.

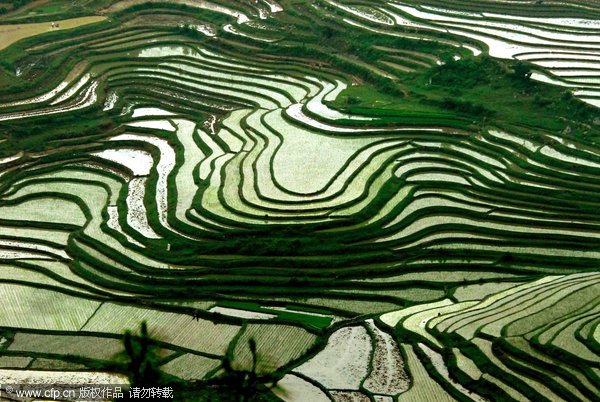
[439,97,493,117]
[428,58,493,89]
[512,61,532,81]
[346,95,361,106]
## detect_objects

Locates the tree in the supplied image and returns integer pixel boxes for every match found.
[513,62,532,81]
[497,252,515,265]
[346,95,361,106]
[123,321,161,387]
[216,338,283,402]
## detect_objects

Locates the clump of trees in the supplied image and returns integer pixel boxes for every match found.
[119,323,283,401]
[427,57,495,88]
[439,97,493,117]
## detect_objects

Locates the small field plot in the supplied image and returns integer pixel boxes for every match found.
[295,326,371,391]
[8,333,123,362]
[232,324,317,373]
[0,284,99,331]
[160,353,220,380]
[82,303,240,355]
[0,16,107,51]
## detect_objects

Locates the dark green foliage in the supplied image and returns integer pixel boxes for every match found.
[427,58,495,89]
[170,224,348,258]
[123,321,161,387]
[346,95,361,106]
[0,110,115,155]
[0,0,32,13]
[213,338,283,402]
[319,26,336,41]
[512,61,532,82]
[438,97,493,117]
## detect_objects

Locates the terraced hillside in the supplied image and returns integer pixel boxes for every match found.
[0,0,598,401]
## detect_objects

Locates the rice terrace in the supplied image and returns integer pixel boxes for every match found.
[0,0,599,400]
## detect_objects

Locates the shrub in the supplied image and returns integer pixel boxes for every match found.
[428,58,493,89]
